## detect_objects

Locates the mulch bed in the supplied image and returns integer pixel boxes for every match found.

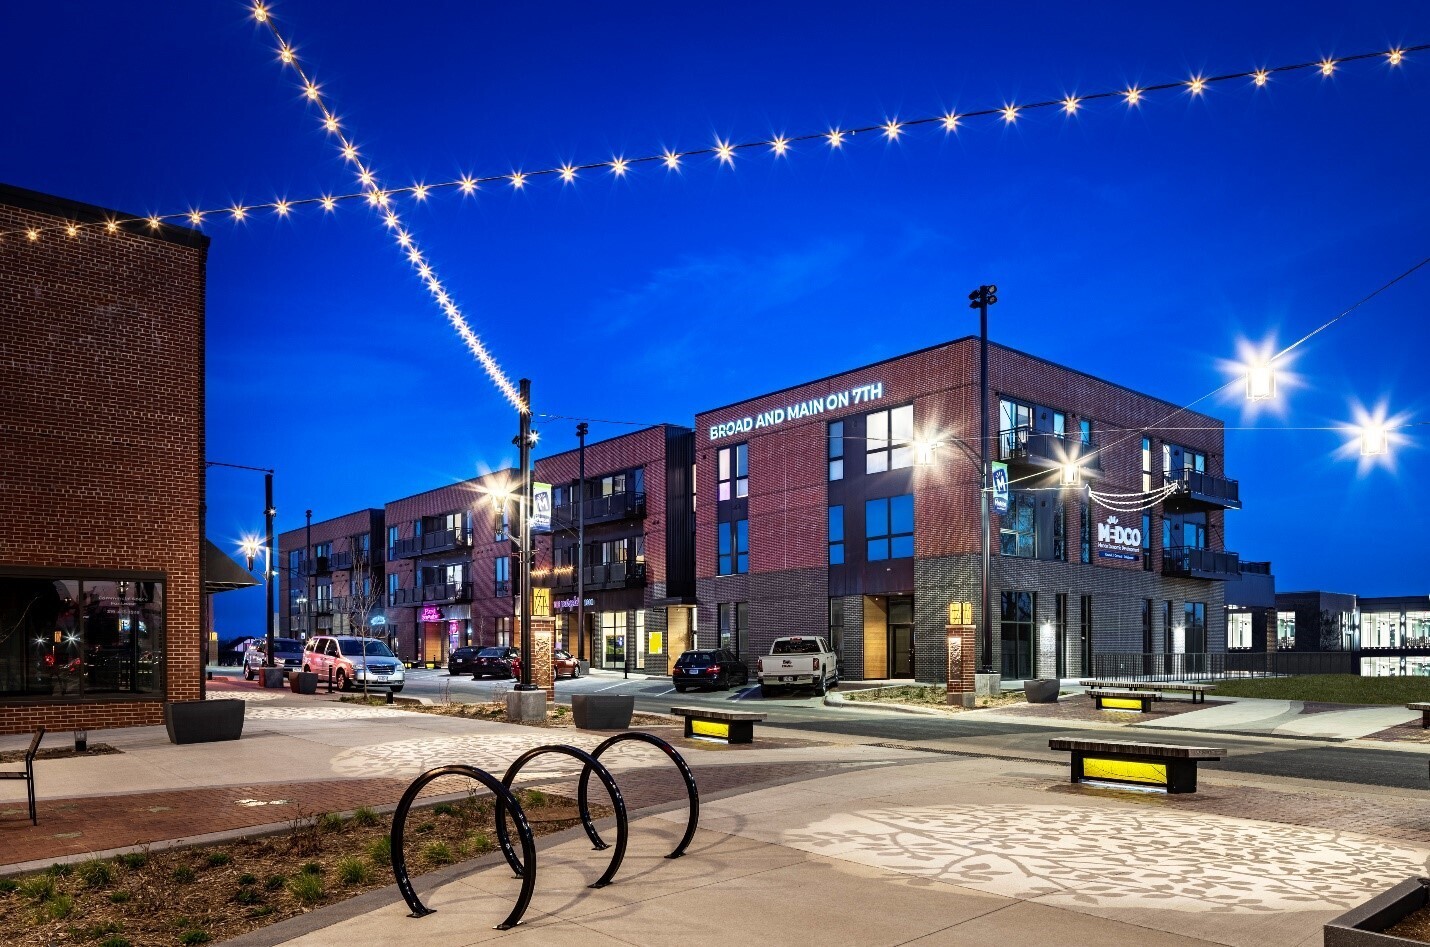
[0,785,599,947]
[986,693,1213,724]
[0,745,121,764]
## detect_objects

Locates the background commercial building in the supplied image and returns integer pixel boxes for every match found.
[0,183,208,735]
[278,509,385,644]
[1274,591,1430,676]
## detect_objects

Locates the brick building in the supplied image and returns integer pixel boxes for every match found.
[0,182,207,735]
[277,509,385,643]
[695,337,1242,683]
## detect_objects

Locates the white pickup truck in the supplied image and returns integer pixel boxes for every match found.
[757,636,838,697]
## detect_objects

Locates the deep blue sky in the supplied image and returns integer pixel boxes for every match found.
[6,2,1428,635]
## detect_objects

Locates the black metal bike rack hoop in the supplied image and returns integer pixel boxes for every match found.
[576,731,700,859]
[495,744,630,889]
[390,764,536,930]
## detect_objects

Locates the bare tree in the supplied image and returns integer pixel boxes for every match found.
[338,538,388,697]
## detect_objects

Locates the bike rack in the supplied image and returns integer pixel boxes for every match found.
[576,731,700,859]
[494,744,629,889]
[390,764,536,929]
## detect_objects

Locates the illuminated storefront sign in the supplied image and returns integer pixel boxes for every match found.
[553,596,595,612]
[1096,514,1141,562]
[707,382,885,441]
[419,605,443,623]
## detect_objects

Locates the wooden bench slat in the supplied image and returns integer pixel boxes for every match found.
[669,706,766,722]
[1050,738,1225,758]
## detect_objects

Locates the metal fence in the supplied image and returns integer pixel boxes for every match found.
[1089,651,1360,682]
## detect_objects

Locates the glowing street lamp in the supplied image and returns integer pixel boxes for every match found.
[1360,423,1389,457]
[1245,361,1276,401]
[914,439,939,466]
[1060,462,1081,486]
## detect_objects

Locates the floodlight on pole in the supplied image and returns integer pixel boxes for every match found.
[1245,361,1276,401]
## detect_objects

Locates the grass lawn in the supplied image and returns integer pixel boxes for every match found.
[1215,674,1430,705]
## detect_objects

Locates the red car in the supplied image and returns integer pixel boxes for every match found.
[554,649,582,679]
[471,646,522,679]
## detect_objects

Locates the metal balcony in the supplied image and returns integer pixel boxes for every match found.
[551,561,647,593]
[298,556,331,576]
[997,426,1103,476]
[552,491,647,528]
[1163,469,1242,512]
[389,528,472,560]
[1161,546,1240,581]
[390,581,472,607]
[328,551,353,571]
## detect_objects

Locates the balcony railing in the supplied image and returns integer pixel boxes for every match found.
[389,528,472,560]
[1164,468,1242,511]
[298,556,331,576]
[328,551,353,571]
[552,491,647,528]
[997,426,1103,474]
[1161,545,1240,580]
[1090,651,1359,681]
[390,581,472,607]
[552,561,647,592]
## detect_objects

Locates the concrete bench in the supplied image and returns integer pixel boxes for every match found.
[1087,688,1161,713]
[1078,680,1216,704]
[0,727,44,825]
[1407,702,1430,728]
[670,706,766,745]
[1050,737,1225,794]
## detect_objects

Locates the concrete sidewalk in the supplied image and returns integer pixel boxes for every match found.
[226,751,1430,947]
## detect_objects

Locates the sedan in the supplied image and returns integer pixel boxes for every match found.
[472,646,522,679]
[554,649,581,679]
[673,649,749,692]
[448,647,479,675]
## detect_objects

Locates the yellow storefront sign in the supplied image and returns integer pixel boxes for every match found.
[1082,756,1168,786]
[690,719,730,740]
[531,587,551,617]
[649,631,663,654]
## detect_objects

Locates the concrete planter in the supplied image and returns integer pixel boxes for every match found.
[260,667,286,688]
[288,671,319,695]
[1325,877,1430,946]
[1023,679,1060,704]
[572,694,634,730]
[164,699,245,745]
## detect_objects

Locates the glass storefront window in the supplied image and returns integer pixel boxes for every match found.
[1363,612,1400,649]
[1276,611,1296,650]
[1228,610,1253,650]
[1408,612,1430,649]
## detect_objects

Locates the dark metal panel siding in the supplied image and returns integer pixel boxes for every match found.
[664,429,696,600]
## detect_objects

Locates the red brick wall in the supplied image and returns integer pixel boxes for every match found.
[0,185,207,735]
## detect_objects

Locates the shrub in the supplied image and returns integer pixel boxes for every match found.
[237,873,257,886]
[317,812,345,833]
[520,789,548,808]
[468,831,493,853]
[81,922,122,938]
[18,876,55,902]
[115,852,148,870]
[78,859,114,888]
[300,861,323,876]
[263,874,287,891]
[108,890,131,904]
[351,806,380,827]
[99,939,133,947]
[45,893,75,919]
[0,878,17,894]
[287,872,324,905]
[171,865,196,884]
[234,888,263,905]
[45,862,73,877]
[422,841,454,865]
[336,857,369,885]
[414,820,435,834]
[366,836,391,866]
[179,930,211,945]
[433,803,456,817]
[205,851,232,867]
[246,905,274,918]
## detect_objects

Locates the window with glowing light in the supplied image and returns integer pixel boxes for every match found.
[1277,611,1297,650]
[1228,609,1254,650]
[495,557,511,598]
[718,444,748,501]
[866,405,914,473]
[0,574,166,701]
[999,493,1036,559]
[828,420,845,481]
[1184,602,1207,654]
[1141,437,1153,492]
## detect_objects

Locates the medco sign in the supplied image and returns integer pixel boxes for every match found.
[1096,514,1142,562]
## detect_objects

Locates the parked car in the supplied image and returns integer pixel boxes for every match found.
[673,649,748,692]
[448,647,479,675]
[302,635,406,691]
[243,637,304,680]
[471,646,522,679]
[757,636,837,697]
[554,649,581,679]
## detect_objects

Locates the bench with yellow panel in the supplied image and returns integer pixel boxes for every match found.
[670,706,766,745]
[1049,738,1225,794]
[1088,688,1160,712]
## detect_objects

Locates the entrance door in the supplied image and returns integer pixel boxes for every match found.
[887,596,915,678]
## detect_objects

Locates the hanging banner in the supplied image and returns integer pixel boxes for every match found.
[991,462,1010,514]
[532,482,552,533]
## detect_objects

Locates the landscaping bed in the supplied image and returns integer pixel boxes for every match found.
[340,695,673,728]
[0,744,120,764]
[1214,674,1430,705]
[0,787,596,947]
[843,684,1028,710]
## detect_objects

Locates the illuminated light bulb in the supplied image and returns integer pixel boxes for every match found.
[458,175,477,194]
[662,150,681,170]
[341,143,358,162]
[65,224,78,238]
[253,3,268,22]
[559,164,577,183]
[323,115,340,133]
[1388,48,1404,66]
[358,169,375,187]
[365,191,381,207]
[375,190,390,206]
[1360,423,1388,456]
[941,113,960,131]
[274,200,290,217]
[1319,59,1336,76]
[231,206,247,220]
[412,183,428,201]
[770,136,790,156]
[914,440,937,466]
[188,210,204,225]
[105,219,119,234]
[1124,87,1142,105]
[1062,96,1080,114]
[396,230,412,246]
[418,264,434,280]
[304,81,320,100]
[715,139,736,164]
[1253,69,1270,86]
[827,129,845,148]
[509,171,526,189]
[26,228,39,241]
[1060,463,1080,486]
[1001,105,1018,123]
[383,212,399,228]
[1245,362,1275,401]
[610,157,628,176]
[1188,76,1206,95]
[147,216,162,230]
[321,195,336,212]
[279,44,295,64]
[407,248,423,264]
[882,119,902,140]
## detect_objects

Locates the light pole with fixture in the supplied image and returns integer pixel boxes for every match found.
[208,462,276,670]
[968,284,998,687]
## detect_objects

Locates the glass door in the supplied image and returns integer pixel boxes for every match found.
[887,596,915,678]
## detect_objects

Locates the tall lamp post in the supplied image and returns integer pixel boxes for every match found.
[208,462,276,670]
[513,378,537,692]
[575,422,588,667]
[968,284,999,680]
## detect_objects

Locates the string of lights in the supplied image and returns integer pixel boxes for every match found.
[3,41,1423,244]
[252,4,522,411]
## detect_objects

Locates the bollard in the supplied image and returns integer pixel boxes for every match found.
[327,667,334,694]
[386,690,395,705]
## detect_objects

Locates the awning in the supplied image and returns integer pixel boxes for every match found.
[205,539,260,594]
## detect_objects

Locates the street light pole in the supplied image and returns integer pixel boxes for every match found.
[265,473,275,668]
[514,378,537,691]
[305,509,314,647]
[575,421,588,667]
[968,284,999,676]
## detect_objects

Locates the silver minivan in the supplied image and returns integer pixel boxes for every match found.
[302,635,406,692]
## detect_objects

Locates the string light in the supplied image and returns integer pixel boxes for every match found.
[412,183,428,201]
[321,195,335,211]
[231,206,247,220]
[509,171,526,189]
[6,41,1425,242]
[559,164,577,183]
[147,216,161,230]
[610,157,628,177]
[27,229,39,241]
[188,210,204,225]
[275,200,291,217]
[65,223,78,238]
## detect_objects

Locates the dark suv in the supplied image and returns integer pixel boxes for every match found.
[673,649,748,692]
[471,646,522,679]
[448,647,479,675]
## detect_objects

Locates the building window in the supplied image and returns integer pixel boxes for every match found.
[1052,506,1065,561]
[1055,592,1068,679]
[1000,590,1035,680]
[1228,610,1253,650]
[387,573,398,606]
[314,541,332,562]
[1079,495,1091,563]
[1081,595,1094,675]
[1164,600,1174,653]
[0,575,167,701]
[1079,419,1092,446]
[718,602,747,654]
[495,557,511,597]
[1142,437,1152,492]
[866,404,914,474]
[387,526,399,560]
[493,505,510,543]
[718,519,749,575]
[999,492,1035,559]
[999,398,1033,456]
[866,494,914,561]
[1363,612,1399,649]
[1184,602,1207,653]
[1052,411,1066,438]
[1276,610,1296,650]
[828,506,845,565]
[1141,513,1152,572]
[718,444,748,501]
[829,598,844,662]
[1142,599,1154,654]
[828,420,845,481]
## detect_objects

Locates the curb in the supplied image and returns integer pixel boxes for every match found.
[822,688,968,717]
